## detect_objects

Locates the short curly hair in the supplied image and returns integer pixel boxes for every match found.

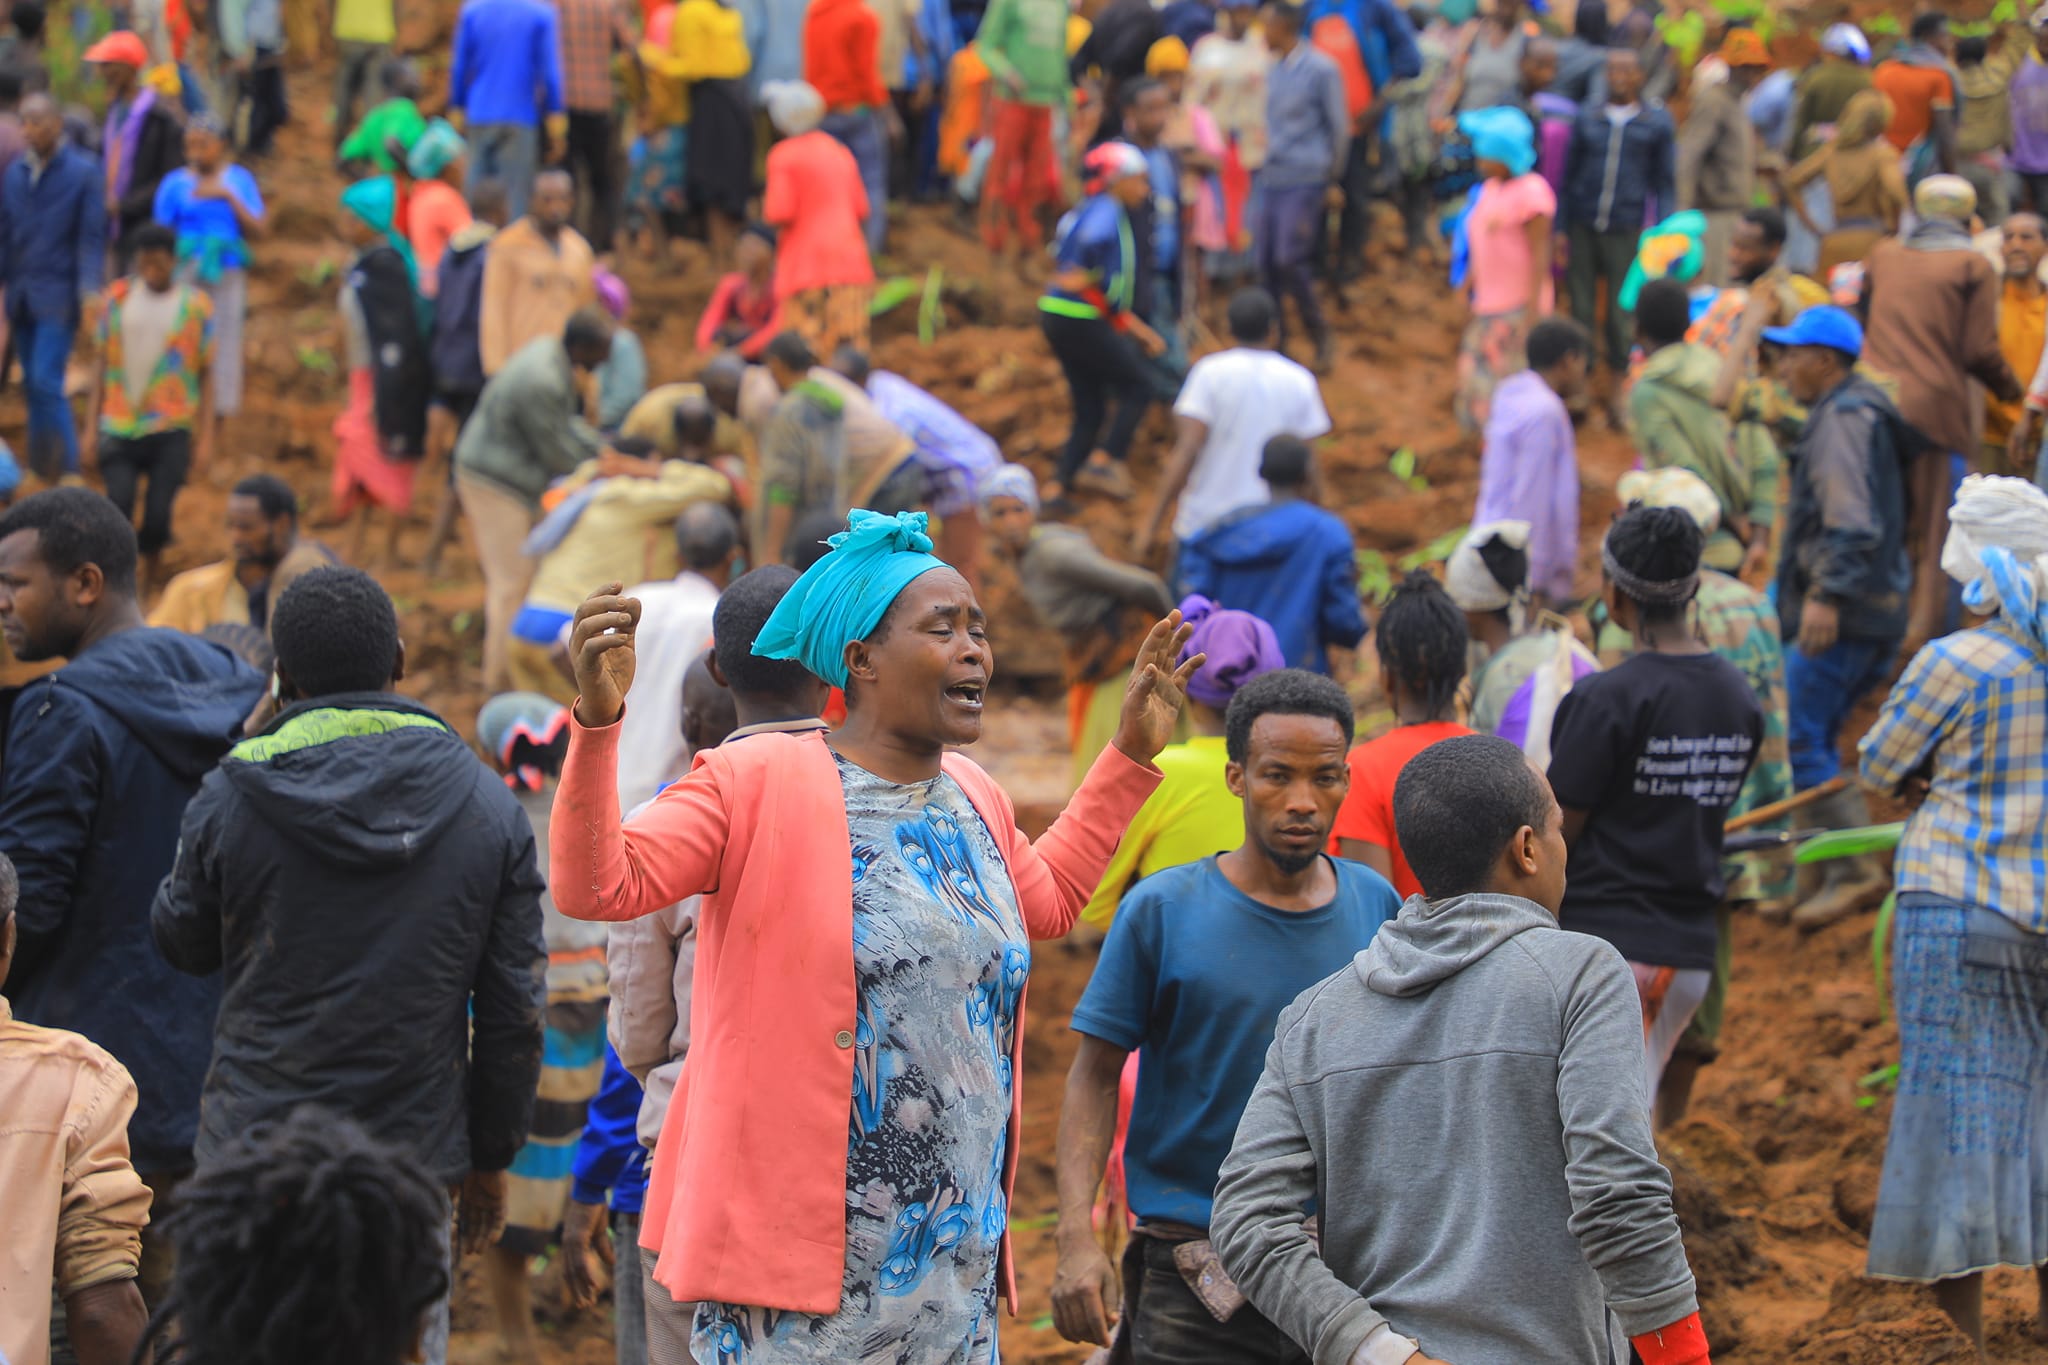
[1224,668,1356,765]
[272,567,399,697]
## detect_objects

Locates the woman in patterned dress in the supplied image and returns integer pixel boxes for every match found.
[550,509,1199,1363]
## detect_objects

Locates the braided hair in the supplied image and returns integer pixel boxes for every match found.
[1604,504,1704,626]
[141,1109,451,1365]
[1373,570,1468,721]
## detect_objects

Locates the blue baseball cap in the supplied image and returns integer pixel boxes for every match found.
[1762,305,1862,358]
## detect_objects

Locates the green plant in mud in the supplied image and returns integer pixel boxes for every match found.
[1356,524,1470,604]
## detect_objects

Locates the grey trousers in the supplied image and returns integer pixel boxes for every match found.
[640,1245,695,1365]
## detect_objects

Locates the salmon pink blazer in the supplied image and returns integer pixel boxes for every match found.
[550,719,1160,1313]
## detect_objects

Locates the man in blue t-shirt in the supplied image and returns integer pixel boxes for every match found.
[1050,669,1400,1362]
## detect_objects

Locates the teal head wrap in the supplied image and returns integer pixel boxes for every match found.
[751,509,953,688]
[407,118,467,179]
[341,175,419,282]
[1457,106,1537,178]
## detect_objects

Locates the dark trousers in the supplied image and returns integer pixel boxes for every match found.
[565,109,617,252]
[1566,222,1640,370]
[100,429,193,555]
[1256,180,1329,346]
[889,87,932,199]
[1332,133,1375,278]
[241,52,289,156]
[1115,1235,1309,1365]
[1042,310,1154,481]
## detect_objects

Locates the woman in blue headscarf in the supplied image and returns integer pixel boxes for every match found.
[549,509,1196,1365]
[332,176,428,556]
[1454,105,1555,432]
[1860,474,2048,1357]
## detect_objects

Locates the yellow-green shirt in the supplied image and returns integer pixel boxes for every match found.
[334,0,396,44]
[1081,736,1242,928]
[526,460,734,613]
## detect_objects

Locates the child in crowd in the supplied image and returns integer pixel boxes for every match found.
[694,221,784,357]
[87,220,213,592]
[1547,505,1762,1103]
[1328,570,1473,897]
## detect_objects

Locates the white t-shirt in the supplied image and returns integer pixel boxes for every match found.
[119,283,187,409]
[1169,347,1332,540]
[614,571,721,809]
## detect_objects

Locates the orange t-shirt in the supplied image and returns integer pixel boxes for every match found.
[1328,720,1475,899]
[1872,60,1955,152]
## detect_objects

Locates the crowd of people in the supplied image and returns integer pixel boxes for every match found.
[2,1,2048,1365]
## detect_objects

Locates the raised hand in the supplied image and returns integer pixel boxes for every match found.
[1110,611,1201,764]
[569,583,643,727]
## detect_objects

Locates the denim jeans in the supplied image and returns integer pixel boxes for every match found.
[821,108,888,256]
[468,122,542,220]
[1784,634,1899,789]
[16,313,78,479]
[1114,1235,1309,1365]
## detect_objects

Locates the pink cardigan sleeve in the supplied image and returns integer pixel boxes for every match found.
[695,274,743,352]
[551,711,732,922]
[984,742,1162,940]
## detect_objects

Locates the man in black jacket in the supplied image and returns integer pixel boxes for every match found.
[85,31,186,269]
[153,565,547,1365]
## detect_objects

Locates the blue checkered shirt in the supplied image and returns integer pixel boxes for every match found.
[1859,617,2048,932]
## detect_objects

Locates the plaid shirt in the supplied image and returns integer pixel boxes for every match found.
[555,0,625,112]
[1860,617,2048,932]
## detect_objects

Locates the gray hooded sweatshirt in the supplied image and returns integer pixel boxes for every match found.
[1210,892,1699,1365]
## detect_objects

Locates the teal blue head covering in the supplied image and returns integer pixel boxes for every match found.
[407,118,467,179]
[1458,106,1537,177]
[751,509,952,688]
[341,175,419,281]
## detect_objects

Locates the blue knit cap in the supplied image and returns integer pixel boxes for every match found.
[751,509,951,688]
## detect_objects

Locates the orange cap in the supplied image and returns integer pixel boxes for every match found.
[1720,29,1770,68]
[83,31,150,67]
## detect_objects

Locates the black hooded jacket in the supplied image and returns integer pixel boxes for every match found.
[151,692,547,1183]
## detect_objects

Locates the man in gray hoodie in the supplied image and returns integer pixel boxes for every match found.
[1210,734,1712,1365]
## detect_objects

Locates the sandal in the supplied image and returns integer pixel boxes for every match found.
[1073,457,1136,501]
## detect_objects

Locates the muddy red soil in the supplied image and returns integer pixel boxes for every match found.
[9,54,2041,1363]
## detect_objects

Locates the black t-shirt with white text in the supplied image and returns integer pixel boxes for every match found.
[1546,651,1764,971]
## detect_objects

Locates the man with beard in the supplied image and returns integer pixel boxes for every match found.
[1049,669,1400,1360]
[150,474,337,639]
[0,488,264,1305]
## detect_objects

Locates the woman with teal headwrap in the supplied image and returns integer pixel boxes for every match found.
[550,511,1197,1363]
[333,177,430,546]
[1454,105,1556,432]
[405,119,473,296]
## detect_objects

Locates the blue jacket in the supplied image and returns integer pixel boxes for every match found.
[0,627,263,1171]
[1305,0,1423,142]
[0,144,106,324]
[1179,498,1370,674]
[449,0,565,126]
[1776,373,1926,647]
[1560,102,1676,232]
[431,230,491,396]
[571,1048,650,1214]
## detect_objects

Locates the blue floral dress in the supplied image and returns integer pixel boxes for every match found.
[693,755,1030,1364]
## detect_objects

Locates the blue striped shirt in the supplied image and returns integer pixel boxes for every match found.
[1860,617,2048,933]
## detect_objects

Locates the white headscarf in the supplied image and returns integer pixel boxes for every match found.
[762,80,826,137]
[1942,474,2048,591]
[1446,520,1532,614]
[1616,467,1723,536]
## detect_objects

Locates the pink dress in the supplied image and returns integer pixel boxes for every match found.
[762,129,875,299]
[1467,171,1556,317]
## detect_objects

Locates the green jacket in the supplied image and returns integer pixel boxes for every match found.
[977,0,1070,107]
[339,97,426,172]
[1629,341,1747,571]
[454,336,604,508]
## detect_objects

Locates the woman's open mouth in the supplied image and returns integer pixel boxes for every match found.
[944,680,986,711]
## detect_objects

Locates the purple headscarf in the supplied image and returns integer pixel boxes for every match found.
[1176,594,1285,709]
[593,266,630,321]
